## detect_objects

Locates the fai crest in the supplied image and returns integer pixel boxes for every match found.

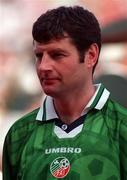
[50,157,70,178]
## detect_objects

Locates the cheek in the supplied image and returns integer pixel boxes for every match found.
[63,61,78,72]
[63,66,82,82]
[35,63,40,74]
[72,67,86,80]
[36,66,41,80]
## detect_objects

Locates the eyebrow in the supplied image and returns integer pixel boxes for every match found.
[34,48,69,54]
[49,48,69,54]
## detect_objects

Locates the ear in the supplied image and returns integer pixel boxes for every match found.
[85,43,99,68]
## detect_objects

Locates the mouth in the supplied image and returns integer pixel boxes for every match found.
[41,78,60,85]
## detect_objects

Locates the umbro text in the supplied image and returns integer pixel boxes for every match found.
[45,147,81,154]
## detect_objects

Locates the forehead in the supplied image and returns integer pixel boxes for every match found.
[33,37,76,52]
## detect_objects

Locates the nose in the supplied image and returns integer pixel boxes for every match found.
[37,54,53,72]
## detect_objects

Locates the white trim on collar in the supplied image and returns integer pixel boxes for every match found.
[46,96,58,120]
[95,88,110,110]
[83,84,110,112]
[84,84,101,110]
[36,96,58,121]
[36,84,110,121]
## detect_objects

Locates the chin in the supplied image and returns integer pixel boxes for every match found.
[43,89,57,97]
[44,90,62,98]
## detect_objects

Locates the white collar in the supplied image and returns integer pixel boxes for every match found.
[36,84,110,121]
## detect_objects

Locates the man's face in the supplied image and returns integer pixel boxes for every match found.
[33,37,93,97]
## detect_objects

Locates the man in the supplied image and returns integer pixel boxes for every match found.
[3,6,127,180]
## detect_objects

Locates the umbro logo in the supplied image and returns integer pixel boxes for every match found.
[45,147,81,154]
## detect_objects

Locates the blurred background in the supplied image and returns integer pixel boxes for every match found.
[1,0,127,178]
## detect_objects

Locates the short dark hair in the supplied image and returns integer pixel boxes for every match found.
[32,6,101,71]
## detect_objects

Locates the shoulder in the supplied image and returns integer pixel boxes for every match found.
[103,98,127,138]
[5,108,40,143]
[106,98,127,122]
[3,108,41,172]
[105,99,127,176]
[12,108,39,128]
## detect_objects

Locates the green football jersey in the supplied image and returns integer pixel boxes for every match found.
[2,84,127,179]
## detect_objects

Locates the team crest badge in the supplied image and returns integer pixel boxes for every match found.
[50,157,70,178]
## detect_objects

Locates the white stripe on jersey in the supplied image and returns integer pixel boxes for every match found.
[54,124,83,138]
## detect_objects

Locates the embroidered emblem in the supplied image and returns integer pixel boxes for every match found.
[50,157,70,178]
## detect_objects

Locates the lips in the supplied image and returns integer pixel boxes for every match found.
[41,77,60,85]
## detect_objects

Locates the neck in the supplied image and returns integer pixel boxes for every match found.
[53,85,95,124]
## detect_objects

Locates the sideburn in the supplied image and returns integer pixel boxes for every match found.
[78,51,85,63]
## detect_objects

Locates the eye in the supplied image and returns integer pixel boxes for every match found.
[51,53,66,60]
[35,53,43,60]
